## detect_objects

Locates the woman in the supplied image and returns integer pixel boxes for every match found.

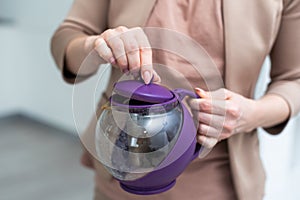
[51,0,300,199]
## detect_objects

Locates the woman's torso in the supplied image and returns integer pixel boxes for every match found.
[96,1,237,199]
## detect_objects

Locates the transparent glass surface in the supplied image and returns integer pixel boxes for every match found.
[73,28,226,171]
[95,103,183,181]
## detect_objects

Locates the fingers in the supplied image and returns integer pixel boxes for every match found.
[195,88,210,98]
[197,123,220,138]
[189,96,241,118]
[94,26,158,84]
[197,122,232,142]
[121,33,140,74]
[190,98,227,115]
[192,88,249,149]
[84,35,98,53]
[134,27,154,84]
[196,122,230,149]
[94,37,115,64]
[196,111,237,134]
[195,88,232,100]
[197,135,218,149]
[152,70,161,83]
[102,29,128,72]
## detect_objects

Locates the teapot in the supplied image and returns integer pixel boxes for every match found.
[95,79,201,195]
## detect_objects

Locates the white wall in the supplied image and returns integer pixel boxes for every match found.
[0,27,20,115]
[0,0,98,132]
[0,0,111,133]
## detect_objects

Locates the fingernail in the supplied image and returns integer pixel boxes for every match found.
[142,71,152,84]
[195,88,208,98]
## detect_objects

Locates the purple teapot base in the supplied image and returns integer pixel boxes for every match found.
[117,100,201,195]
[120,180,176,195]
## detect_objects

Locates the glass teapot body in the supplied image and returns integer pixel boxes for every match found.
[95,81,200,195]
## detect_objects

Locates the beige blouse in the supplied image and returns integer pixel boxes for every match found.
[148,0,225,85]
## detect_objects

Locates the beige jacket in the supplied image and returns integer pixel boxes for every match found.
[51,0,300,199]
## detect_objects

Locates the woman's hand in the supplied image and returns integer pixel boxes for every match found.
[189,88,259,149]
[85,26,160,84]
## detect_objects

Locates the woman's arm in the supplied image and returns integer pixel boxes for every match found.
[255,94,290,129]
[65,35,98,76]
[51,0,159,84]
[189,0,300,148]
[265,0,300,133]
[65,26,161,84]
[51,0,109,83]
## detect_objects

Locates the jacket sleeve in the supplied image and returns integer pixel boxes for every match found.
[265,0,300,134]
[50,0,109,83]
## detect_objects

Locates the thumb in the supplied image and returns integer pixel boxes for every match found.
[196,88,232,100]
[195,88,210,98]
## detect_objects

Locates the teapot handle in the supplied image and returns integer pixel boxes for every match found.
[173,88,202,160]
[191,143,202,160]
[173,88,199,100]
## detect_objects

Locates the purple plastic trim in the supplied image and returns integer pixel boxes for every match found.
[119,100,201,195]
[120,180,176,195]
[151,93,199,167]
[110,93,178,109]
[114,80,174,103]
[110,88,198,110]
[109,86,201,195]
[173,88,199,100]
[120,140,198,194]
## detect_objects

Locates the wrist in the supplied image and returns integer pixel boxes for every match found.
[66,36,99,76]
[255,94,290,129]
[252,98,266,128]
[242,98,263,132]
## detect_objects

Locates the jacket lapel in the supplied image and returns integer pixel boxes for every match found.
[223,1,283,199]
[223,0,282,96]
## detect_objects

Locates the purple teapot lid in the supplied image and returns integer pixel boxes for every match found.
[113,80,174,103]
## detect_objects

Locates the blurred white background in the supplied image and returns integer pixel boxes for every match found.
[0,0,299,200]
[0,1,95,200]
[0,0,78,131]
